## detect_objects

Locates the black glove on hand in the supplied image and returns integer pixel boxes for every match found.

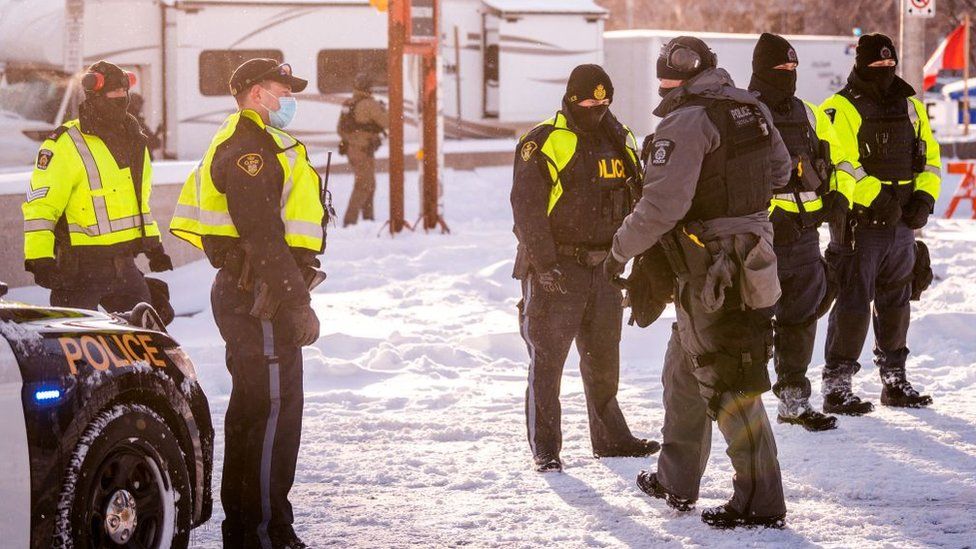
[537,268,568,294]
[602,254,627,285]
[870,191,902,226]
[277,301,320,347]
[26,258,60,289]
[147,247,174,272]
[821,191,850,227]
[902,191,935,230]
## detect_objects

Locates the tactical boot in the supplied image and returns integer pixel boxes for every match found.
[268,525,308,549]
[636,471,695,511]
[880,371,933,408]
[823,389,875,416]
[595,438,661,458]
[777,388,837,431]
[822,374,874,416]
[535,457,562,473]
[701,503,786,529]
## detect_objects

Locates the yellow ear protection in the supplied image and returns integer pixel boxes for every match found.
[81,70,137,93]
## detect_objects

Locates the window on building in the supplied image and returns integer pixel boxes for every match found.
[317,49,388,94]
[199,50,284,96]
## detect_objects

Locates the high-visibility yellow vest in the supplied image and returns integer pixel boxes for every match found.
[169,109,325,252]
[521,112,641,215]
[22,119,160,261]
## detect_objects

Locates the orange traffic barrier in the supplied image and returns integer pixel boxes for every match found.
[945,162,976,219]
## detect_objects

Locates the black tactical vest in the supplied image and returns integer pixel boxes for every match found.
[840,88,917,182]
[682,98,774,222]
[770,98,825,193]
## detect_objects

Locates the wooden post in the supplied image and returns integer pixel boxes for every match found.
[388,0,406,234]
[453,24,463,138]
[422,52,439,230]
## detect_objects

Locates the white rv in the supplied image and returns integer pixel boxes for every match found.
[604,30,858,139]
[0,0,606,166]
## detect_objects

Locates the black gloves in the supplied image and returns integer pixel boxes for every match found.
[537,268,568,294]
[820,191,850,227]
[902,191,935,230]
[26,258,60,289]
[602,254,627,284]
[869,191,903,226]
[277,301,320,347]
[146,246,174,272]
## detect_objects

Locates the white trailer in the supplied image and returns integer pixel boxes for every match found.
[604,30,858,139]
[0,0,607,166]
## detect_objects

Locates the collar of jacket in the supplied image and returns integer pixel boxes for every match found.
[845,68,915,103]
[654,68,763,117]
[239,108,268,129]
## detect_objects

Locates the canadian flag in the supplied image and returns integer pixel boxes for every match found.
[923,23,968,91]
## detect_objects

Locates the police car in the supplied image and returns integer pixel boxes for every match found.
[0,282,213,548]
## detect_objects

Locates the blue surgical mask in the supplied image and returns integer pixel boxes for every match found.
[261,88,298,129]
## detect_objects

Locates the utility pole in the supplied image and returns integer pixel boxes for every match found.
[899,0,932,93]
[388,0,407,234]
[63,0,85,118]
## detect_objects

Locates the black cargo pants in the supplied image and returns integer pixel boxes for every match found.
[773,228,827,400]
[824,221,915,389]
[518,258,638,461]
[50,255,151,312]
[212,269,304,548]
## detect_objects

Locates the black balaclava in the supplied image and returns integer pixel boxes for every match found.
[656,36,716,98]
[562,64,613,132]
[81,61,132,128]
[749,32,798,107]
[854,33,898,92]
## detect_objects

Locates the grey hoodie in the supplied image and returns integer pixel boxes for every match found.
[611,68,791,262]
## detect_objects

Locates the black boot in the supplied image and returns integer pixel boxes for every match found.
[822,374,874,416]
[701,503,786,529]
[595,438,661,458]
[636,471,695,511]
[535,457,562,473]
[880,371,933,408]
[268,525,308,549]
[777,388,837,431]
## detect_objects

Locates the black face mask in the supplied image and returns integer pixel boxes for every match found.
[859,66,897,92]
[752,69,797,105]
[568,103,608,132]
[88,94,130,126]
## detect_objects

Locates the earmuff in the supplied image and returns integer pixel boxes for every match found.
[81,70,137,93]
[662,43,717,73]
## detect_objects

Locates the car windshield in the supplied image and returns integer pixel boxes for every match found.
[0,68,68,124]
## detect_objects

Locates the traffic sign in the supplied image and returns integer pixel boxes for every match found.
[906,0,936,18]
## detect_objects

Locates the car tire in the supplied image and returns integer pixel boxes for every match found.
[54,403,193,549]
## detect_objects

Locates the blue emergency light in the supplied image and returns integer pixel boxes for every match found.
[34,388,62,403]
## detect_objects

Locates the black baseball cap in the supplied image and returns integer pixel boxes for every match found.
[229,58,308,96]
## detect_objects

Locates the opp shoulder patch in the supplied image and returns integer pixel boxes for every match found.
[650,139,675,166]
[824,108,837,123]
[520,140,538,162]
[237,153,264,177]
[36,149,54,170]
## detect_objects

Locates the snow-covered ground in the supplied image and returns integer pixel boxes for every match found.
[8,166,976,547]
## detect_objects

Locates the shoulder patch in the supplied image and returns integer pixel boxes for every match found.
[824,108,837,123]
[36,149,54,170]
[650,139,675,166]
[236,153,265,177]
[520,140,538,162]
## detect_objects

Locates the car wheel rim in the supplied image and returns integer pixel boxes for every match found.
[88,445,166,548]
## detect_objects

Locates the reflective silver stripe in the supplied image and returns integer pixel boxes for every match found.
[66,126,103,190]
[802,102,818,132]
[173,203,200,222]
[907,99,920,126]
[198,209,234,226]
[837,161,868,181]
[24,218,56,232]
[521,275,539,458]
[773,192,819,203]
[67,223,98,236]
[256,318,280,549]
[924,165,941,177]
[284,219,324,239]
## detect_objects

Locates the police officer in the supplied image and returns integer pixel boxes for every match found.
[170,58,326,549]
[749,33,858,431]
[511,64,659,473]
[820,34,941,413]
[23,60,172,310]
[339,73,388,226]
[606,37,790,528]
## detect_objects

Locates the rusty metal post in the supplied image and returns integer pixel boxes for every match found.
[387,0,406,234]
